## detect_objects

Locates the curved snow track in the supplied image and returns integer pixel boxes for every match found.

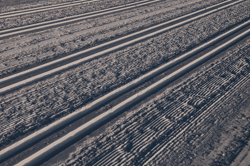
[0,0,250,165]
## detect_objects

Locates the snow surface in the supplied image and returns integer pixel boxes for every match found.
[13,19,250,166]
[0,0,160,39]
[0,0,238,95]
[3,16,250,162]
[55,38,250,166]
[0,0,238,76]
[0,0,96,13]
[0,0,143,30]
[0,0,93,18]
[0,0,249,149]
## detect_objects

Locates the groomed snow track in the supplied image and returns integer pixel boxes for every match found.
[0,0,96,19]
[0,0,250,165]
[0,0,161,39]
[0,0,244,94]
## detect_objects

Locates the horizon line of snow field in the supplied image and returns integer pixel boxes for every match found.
[0,0,249,152]
[0,0,241,94]
[12,22,250,166]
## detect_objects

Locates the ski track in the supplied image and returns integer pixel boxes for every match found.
[0,0,94,18]
[0,0,244,88]
[0,0,249,151]
[0,0,250,165]
[0,0,210,75]
[0,0,158,35]
[0,0,141,14]
[3,12,250,166]
[0,0,87,13]
[58,39,250,166]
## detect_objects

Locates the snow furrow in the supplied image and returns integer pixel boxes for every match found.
[0,0,92,18]
[145,74,250,165]
[0,0,243,95]
[143,64,250,165]
[0,0,146,30]
[0,0,249,163]
[60,40,250,165]
[0,0,159,38]
[94,150,121,166]
[0,0,205,75]
[1,5,250,162]
[11,20,250,166]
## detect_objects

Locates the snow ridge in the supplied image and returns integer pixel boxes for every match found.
[0,0,241,95]
[0,0,91,18]
[0,0,159,38]
[5,17,250,166]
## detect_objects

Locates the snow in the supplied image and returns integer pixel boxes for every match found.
[0,0,143,30]
[0,0,94,18]
[0,0,98,13]
[0,0,249,150]
[1,0,250,165]
[0,0,239,94]
[0,0,240,76]
[0,0,158,35]
[56,38,250,166]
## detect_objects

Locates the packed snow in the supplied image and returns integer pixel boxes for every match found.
[0,0,249,149]
[55,38,250,166]
[0,0,143,30]
[0,0,241,76]
[1,0,250,165]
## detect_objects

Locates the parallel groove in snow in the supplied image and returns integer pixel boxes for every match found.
[95,100,195,165]
[143,74,250,165]
[0,0,159,38]
[0,0,243,95]
[140,57,250,164]
[12,19,250,166]
[0,4,249,163]
[93,129,156,166]
[0,0,93,18]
